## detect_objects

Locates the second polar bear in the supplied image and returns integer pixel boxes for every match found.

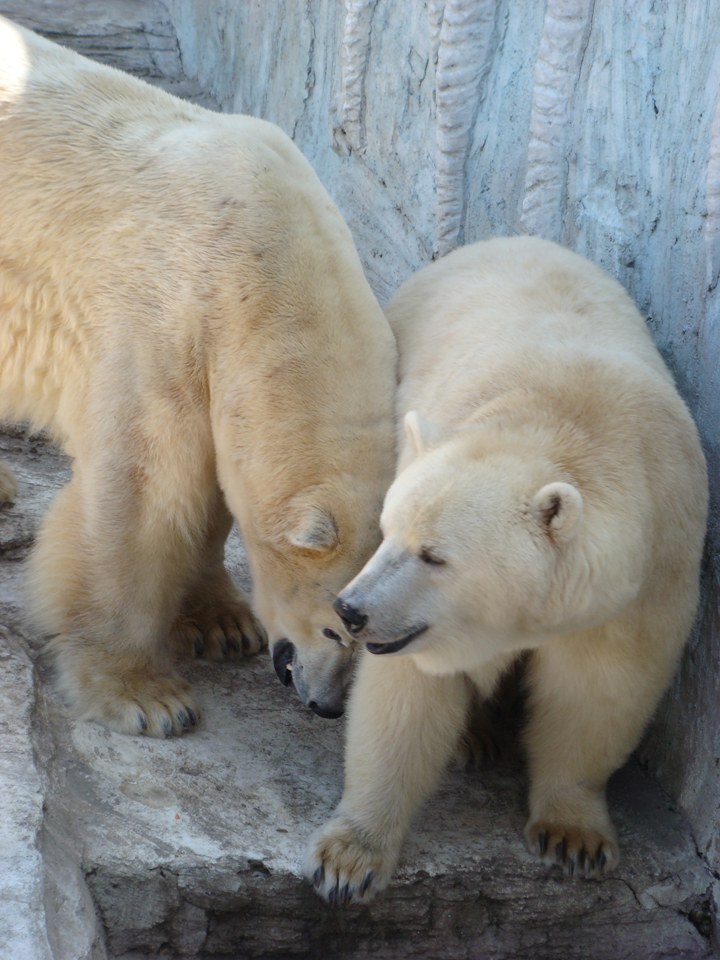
[306,236,708,901]
[0,18,396,734]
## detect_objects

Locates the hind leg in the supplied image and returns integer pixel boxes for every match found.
[456,656,527,769]
[455,687,506,768]
[29,449,210,737]
[170,487,266,661]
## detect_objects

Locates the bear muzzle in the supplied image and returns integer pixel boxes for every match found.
[272,638,346,719]
[272,638,296,687]
[333,598,368,635]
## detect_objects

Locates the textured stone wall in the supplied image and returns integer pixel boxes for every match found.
[166,0,720,911]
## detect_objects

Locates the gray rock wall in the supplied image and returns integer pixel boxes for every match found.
[166,0,720,921]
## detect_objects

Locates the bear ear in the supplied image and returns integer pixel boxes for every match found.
[404,411,449,458]
[532,482,583,541]
[285,501,339,552]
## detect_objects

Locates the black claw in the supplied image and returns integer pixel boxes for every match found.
[162,717,173,738]
[567,854,576,878]
[359,871,374,896]
[177,710,190,731]
[599,850,607,872]
[555,839,566,864]
[218,638,228,657]
[186,707,197,726]
[340,883,352,905]
[313,866,324,888]
[538,831,548,857]
[138,713,148,732]
[328,886,336,906]
[586,858,596,877]
[230,637,240,653]
[242,635,251,654]
[194,636,204,658]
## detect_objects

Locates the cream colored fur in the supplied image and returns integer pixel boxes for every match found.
[306,236,708,902]
[0,18,396,735]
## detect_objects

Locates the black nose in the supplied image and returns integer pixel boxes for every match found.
[272,639,295,688]
[333,598,368,635]
[309,700,344,720]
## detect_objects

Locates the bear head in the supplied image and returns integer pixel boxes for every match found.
[334,411,644,677]
[247,473,386,717]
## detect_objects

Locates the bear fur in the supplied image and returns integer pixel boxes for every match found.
[0,17,396,735]
[0,461,17,503]
[306,236,708,901]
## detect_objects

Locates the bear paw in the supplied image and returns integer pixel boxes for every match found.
[104,673,201,738]
[172,601,267,661]
[51,641,202,738]
[454,722,505,770]
[525,820,619,879]
[304,816,396,905]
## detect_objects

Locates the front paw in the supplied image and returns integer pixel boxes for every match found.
[172,600,267,661]
[304,816,397,905]
[525,819,618,879]
[50,637,201,738]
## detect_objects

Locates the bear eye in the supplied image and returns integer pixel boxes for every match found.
[322,627,347,646]
[419,548,446,566]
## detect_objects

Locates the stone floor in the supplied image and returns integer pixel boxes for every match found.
[0,3,717,957]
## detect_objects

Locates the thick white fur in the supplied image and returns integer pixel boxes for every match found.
[0,18,396,735]
[306,237,708,902]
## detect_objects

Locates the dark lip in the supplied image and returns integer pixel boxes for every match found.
[308,702,345,719]
[365,624,428,655]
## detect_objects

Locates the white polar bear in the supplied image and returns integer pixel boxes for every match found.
[306,236,708,902]
[0,17,396,735]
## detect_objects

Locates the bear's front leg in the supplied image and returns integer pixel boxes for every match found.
[523,630,664,879]
[170,490,266,661]
[28,464,211,737]
[305,651,469,904]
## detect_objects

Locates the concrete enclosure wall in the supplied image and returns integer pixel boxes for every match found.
[165,0,720,895]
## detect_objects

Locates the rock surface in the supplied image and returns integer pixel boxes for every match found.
[0,0,216,106]
[0,2,718,957]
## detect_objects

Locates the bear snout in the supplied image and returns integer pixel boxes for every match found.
[333,597,368,635]
[308,699,344,720]
[272,639,295,687]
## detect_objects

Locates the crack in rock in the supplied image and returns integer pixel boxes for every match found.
[292,0,316,141]
[705,88,720,291]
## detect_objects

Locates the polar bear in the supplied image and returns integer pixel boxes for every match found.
[305,237,708,902]
[0,17,396,735]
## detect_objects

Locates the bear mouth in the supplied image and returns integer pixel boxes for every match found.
[365,624,428,655]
